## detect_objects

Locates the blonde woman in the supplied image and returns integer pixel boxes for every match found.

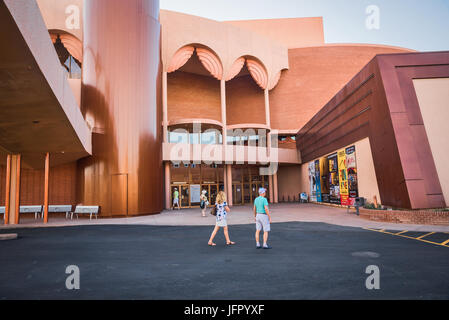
[208,191,236,246]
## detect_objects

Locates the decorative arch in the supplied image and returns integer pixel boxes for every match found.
[196,48,223,80]
[268,71,282,91]
[167,46,195,73]
[246,58,268,90]
[226,57,246,81]
[167,44,223,80]
[49,30,83,63]
[226,56,269,90]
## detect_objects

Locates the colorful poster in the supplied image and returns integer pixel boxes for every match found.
[320,158,330,203]
[338,149,349,206]
[328,153,340,204]
[315,160,322,202]
[308,162,317,202]
[346,146,358,206]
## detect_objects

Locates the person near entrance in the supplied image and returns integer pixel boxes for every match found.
[200,190,209,217]
[208,191,236,246]
[254,187,272,249]
[172,188,180,210]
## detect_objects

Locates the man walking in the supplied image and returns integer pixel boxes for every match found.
[173,188,180,210]
[254,187,272,249]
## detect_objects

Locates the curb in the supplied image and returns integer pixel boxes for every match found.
[0,234,18,241]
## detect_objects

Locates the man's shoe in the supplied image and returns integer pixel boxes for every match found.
[263,245,272,250]
[256,244,262,249]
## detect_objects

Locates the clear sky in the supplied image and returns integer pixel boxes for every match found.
[160,0,449,52]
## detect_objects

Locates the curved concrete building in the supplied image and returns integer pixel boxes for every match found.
[1,1,448,225]
[78,0,163,216]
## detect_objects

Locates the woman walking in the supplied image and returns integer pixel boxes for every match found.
[208,191,236,246]
[200,190,209,217]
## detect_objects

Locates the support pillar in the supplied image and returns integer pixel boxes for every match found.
[221,80,227,146]
[43,153,50,224]
[165,162,171,210]
[273,171,279,203]
[5,155,21,225]
[4,155,11,225]
[226,164,233,206]
[268,174,274,203]
[264,89,271,128]
[162,71,168,143]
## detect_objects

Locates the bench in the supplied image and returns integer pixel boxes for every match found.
[71,206,100,220]
[20,206,44,220]
[47,205,73,219]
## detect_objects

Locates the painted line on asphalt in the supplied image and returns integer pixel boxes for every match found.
[416,232,435,239]
[363,228,449,248]
[395,230,408,235]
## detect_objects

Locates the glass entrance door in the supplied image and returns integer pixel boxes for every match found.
[209,184,218,206]
[180,185,189,208]
[233,183,243,205]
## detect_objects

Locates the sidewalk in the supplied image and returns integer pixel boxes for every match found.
[1,203,449,232]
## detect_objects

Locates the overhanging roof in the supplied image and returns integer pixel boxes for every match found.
[0,0,91,169]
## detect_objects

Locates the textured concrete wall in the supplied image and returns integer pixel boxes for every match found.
[167,71,221,122]
[270,45,414,131]
[414,78,449,206]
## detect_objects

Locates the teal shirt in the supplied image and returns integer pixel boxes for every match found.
[254,196,269,214]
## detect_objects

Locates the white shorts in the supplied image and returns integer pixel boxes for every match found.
[173,198,179,205]
[216,218,228,227]
[256,214,271,232]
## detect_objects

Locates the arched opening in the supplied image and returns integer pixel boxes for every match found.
[226,56,268,146]
[49,30,82,79]
[167,44,224,144]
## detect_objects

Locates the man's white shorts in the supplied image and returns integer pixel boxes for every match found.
[256,214,271,232]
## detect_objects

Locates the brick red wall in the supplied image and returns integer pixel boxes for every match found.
[270,46,412,131]
[167,71,221,122]
[226,74,266,126]
[360,208,449,226]
[0,162,77,206]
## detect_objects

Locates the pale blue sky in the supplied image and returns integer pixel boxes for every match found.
[160,0,449,52]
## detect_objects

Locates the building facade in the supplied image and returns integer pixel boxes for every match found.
[0,0,448,225]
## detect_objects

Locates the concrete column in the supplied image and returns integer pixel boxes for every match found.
[264,89,271,128]
[223,166,227,193]
[4,155,11,225]
[226,164,233,206]
[162,71,168,143]
[6,155,21,225]
[221,80,227,146]
[273,171,279,203]
[268,174,274,203]
[165,162,171,210]
[43,153,50,224]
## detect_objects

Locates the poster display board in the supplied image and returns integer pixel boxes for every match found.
[320,157,330,203]
[315,160,322,202]
[190,184,201,204]
[338,149,349,206]
[308,162,317,202]
[346,146,358,206]
[308,145,358,206]
[328,153,340,204]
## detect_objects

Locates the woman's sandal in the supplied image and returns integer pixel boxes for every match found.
[226,241,236,245]
[208,242,216,246]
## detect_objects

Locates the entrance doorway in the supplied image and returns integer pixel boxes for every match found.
[171,184,189,208]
